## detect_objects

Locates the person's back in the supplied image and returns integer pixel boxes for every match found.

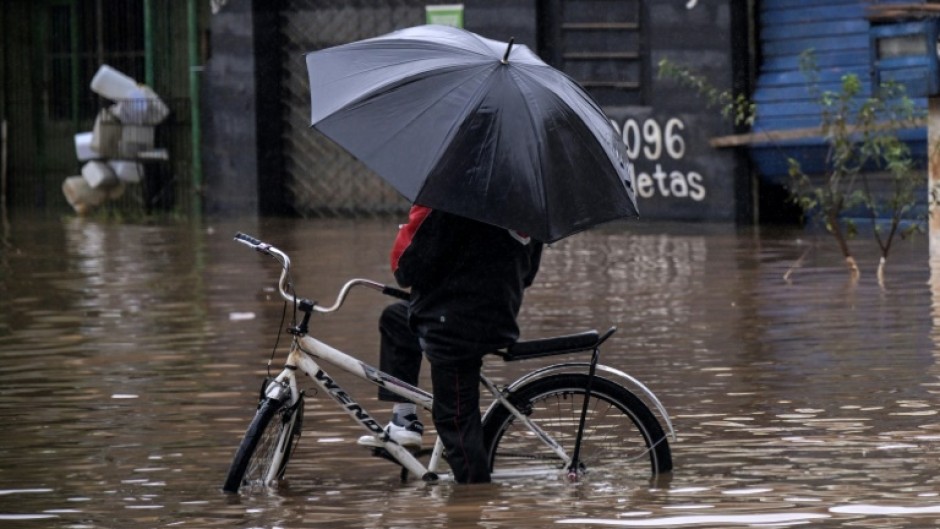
[394,207,542,364]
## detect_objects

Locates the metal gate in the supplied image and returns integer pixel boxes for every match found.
[0,0,197,216]
[281,0,426,217]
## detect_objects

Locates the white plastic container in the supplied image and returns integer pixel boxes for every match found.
[90,64,139,101]
[112,86,170,125]
[118,125,155,157]
[91,109,121,157]
[108,160,143,184]
[74,132,99,161]
[62,176,106,215]
[81,160,118,189]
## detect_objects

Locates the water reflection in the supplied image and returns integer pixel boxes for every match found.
[1,214,940,527]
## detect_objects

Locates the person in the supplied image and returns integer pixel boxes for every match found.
[357,204,542,483]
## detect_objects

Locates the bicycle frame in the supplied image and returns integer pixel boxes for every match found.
[234,232,674,485]
[266,323,589,482]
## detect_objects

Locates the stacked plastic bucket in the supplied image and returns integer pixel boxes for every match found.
[63,65,169,215]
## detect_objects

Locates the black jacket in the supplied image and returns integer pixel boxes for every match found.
[391,206,542,364]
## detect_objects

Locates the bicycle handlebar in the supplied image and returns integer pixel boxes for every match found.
[234,232,410,312]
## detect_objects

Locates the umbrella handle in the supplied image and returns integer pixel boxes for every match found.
[501,37,515,64]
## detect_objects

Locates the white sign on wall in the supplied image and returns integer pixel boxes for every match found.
[611,116,707,202]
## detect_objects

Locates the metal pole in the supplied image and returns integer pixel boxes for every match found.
[143,0,154,87]
[929,97,940,258]
[1,119,7,240]
[1,119,7,208]
[70,2,79,126]
[187,0,202,215]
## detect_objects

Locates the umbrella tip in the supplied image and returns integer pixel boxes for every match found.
[501,37,515,64]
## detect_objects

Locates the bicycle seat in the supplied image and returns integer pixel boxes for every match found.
[496,329,603,362]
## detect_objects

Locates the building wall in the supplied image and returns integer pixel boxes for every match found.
[469,0,749,223]
[625,1,746,222]
[202,0,263,216]
[201,0,750,223]
[0,0,202,215]
[746,0,930,222]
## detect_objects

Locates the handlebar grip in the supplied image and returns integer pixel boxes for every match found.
[382,285,411,301]
[234,232,263,246]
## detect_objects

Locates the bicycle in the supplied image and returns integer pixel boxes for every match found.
[222,232,675,493]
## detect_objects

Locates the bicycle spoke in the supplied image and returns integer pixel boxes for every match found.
[484,375,672,480]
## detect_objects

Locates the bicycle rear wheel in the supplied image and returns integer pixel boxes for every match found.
[223,394,303,493]
[482,373,672,480]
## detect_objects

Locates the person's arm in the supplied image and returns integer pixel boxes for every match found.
[523,241,543,288]
[391,206,453,288]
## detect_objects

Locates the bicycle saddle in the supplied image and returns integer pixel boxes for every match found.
[497,328,615,361]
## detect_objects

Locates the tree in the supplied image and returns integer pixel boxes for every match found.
[659,53,924,283]
[787,51,922,282]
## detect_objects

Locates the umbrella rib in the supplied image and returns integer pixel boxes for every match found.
[412,65,502,201]
[307,26,636,242]
[509,66,552,240]
[512,65,635,240]
[311,55,483,123]
[359,64,498,181]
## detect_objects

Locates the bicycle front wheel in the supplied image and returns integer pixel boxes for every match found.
[223,394,303,493]
[482,373,672,480]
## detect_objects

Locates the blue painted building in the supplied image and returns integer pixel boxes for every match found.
[748,0,935,203]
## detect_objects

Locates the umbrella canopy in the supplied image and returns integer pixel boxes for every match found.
[305,24,638,243]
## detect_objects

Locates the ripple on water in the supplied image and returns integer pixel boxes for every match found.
[1,218,939,528]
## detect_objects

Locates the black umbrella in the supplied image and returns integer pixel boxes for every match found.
[305,24,638,243]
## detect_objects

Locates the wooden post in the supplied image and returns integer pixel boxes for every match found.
[930,98,940,258]
[1,119,7,209]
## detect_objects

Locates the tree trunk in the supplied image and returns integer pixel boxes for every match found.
[828,211,859,279]
[845,255,860,279]
[877,256,886,288]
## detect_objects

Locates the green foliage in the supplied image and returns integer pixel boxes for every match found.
[658,59,757,127]
[659,51,924,276]
[787,49,924,262]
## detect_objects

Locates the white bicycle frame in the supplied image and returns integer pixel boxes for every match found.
[235,233,675,485]
[265,329,585,483]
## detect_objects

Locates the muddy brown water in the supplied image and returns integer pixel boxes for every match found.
[1,213,940,528]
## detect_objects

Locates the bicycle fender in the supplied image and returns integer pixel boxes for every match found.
[485,362,676,442]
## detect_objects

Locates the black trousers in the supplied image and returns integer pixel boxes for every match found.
[377,302,491,483]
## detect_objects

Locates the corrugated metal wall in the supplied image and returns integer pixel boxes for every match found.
[752,0,873,134]
[749,0,928,178]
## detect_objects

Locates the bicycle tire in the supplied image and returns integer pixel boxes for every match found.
[482,373,672,479]
[222,395,303,493]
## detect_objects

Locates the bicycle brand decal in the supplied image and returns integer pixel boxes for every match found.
[313,369,384,434]
[361,363,386,387]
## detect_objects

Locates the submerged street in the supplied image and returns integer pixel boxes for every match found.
[1,214,939,528]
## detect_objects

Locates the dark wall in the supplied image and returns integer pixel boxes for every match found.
[201,0,751,223]
[464,0,538,47]
[202,0,541,217]
[252,2,288,216]
[613,0,746,223]
[465,0,751,223]
[202,0,257,215]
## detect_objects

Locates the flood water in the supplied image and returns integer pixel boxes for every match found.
[2,213,940,528]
